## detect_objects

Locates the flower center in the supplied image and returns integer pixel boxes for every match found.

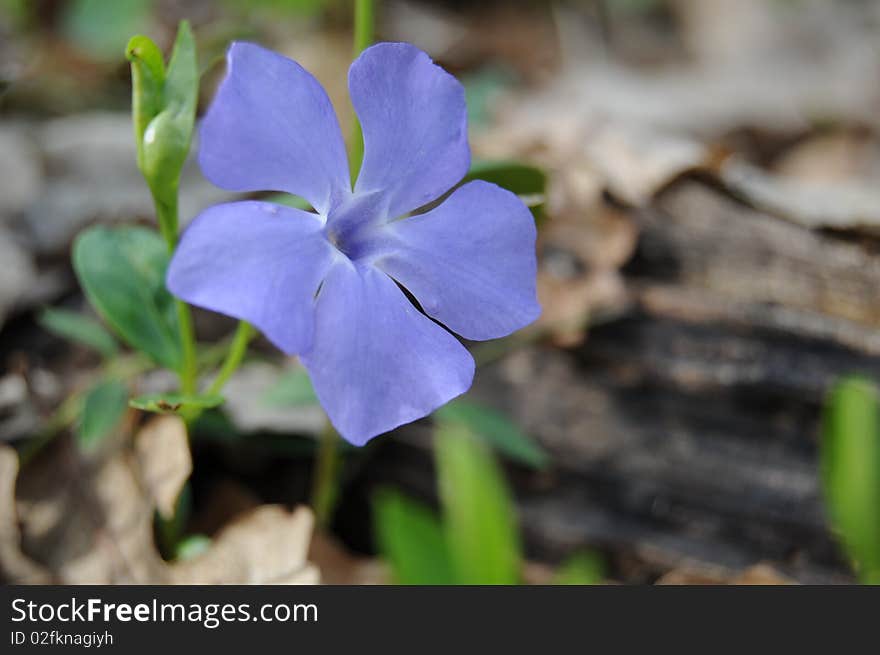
[323,190,387,261]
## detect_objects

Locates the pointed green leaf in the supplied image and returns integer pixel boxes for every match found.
[262,193,312,211]
[463,159,546,218]
[434,421,522,584]
[553,550,605,585]
[38,307,119,358]
[164,21,198,116]
[175,534,212,561]
[435,400,549,470]
[373,488,455,585]
[130,392,223,415]
[76,379,129,451]
[73,225,182,369]
[140,21,197,201]
[822,376,880,583]
[126,33,165,169]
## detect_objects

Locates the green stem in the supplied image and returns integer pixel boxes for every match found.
[153,190,198,395]
[860,568,880,585]
[153,188,179,250]
[175,300,198,395]
[206,321,254,396]
[349,0,375,180]
[311,421,340,526]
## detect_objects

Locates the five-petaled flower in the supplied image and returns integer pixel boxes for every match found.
[167,41,540,445]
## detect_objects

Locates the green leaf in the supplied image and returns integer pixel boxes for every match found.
[140,21,198,204]
[73,225,182,369]
[76,379,129,451]
[130,392,223,415]
[262,193,313,211]
[63,0,153,61]
[463,159,547,217]
[822,376,880,584]
[175,534,212,561]
[435,400,549,470]
[126,34,165,170]
[38,307,119,358]
[434,421,522,584]
[553,550,606,585]
[373,488,455,585]
[261,368,318,407]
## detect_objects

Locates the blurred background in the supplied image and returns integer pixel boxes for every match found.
[2,0,880,585]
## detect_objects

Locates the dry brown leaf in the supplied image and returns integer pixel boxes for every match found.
[582,125,706,207]
[732,563,794,585]
[134,415,191,520]
[774,131,880,184]
[14,439,165,584]
[535,205,636,345]
[172,506,319,585]
[308,530,388,585]
[720,156,880,232]
[0,445,50,583]
[656,563,794,585]
[8,435,319,585]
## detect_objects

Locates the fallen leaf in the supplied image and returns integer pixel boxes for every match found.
[134,415,191,520]
[656,562,794,585]
[172,506,319,584]
[308,530,389,585]
[720,156,880,232]
[14,439,165,584]
[9,436,320,585]
[0,445,50,583]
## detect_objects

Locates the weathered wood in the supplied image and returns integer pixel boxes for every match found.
[333,179,880,582]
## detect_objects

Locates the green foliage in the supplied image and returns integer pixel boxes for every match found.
[373,418,528,584]
[76,379,129,451]
[435,421,522,584]
[126,22,198,242]
[822,376,880,584]
[553,550,606,585]
[156,483,192,557]
[373,489,454,585]
[130,392,224,415]
[38,307,119,358]
[175,534,212,561]
[63,0,153,61]
[463,160,547,218]
[435,400,549,470]
[127,35,165,166]
[72,225,182,370]
[262,193,312,211]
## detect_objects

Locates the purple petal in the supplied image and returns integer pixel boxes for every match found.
[167,201,337,354]
[199,42,350,215]
[301,263,475,445]
[349,42,470,219]
[367,181,540,341]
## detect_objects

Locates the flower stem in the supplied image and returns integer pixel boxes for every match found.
[349,0,375,180]
[154,192,198,396]
[206,321,254,396]
[311,421,340,526]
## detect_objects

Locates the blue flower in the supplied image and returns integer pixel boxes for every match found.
[167,42,540,444]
